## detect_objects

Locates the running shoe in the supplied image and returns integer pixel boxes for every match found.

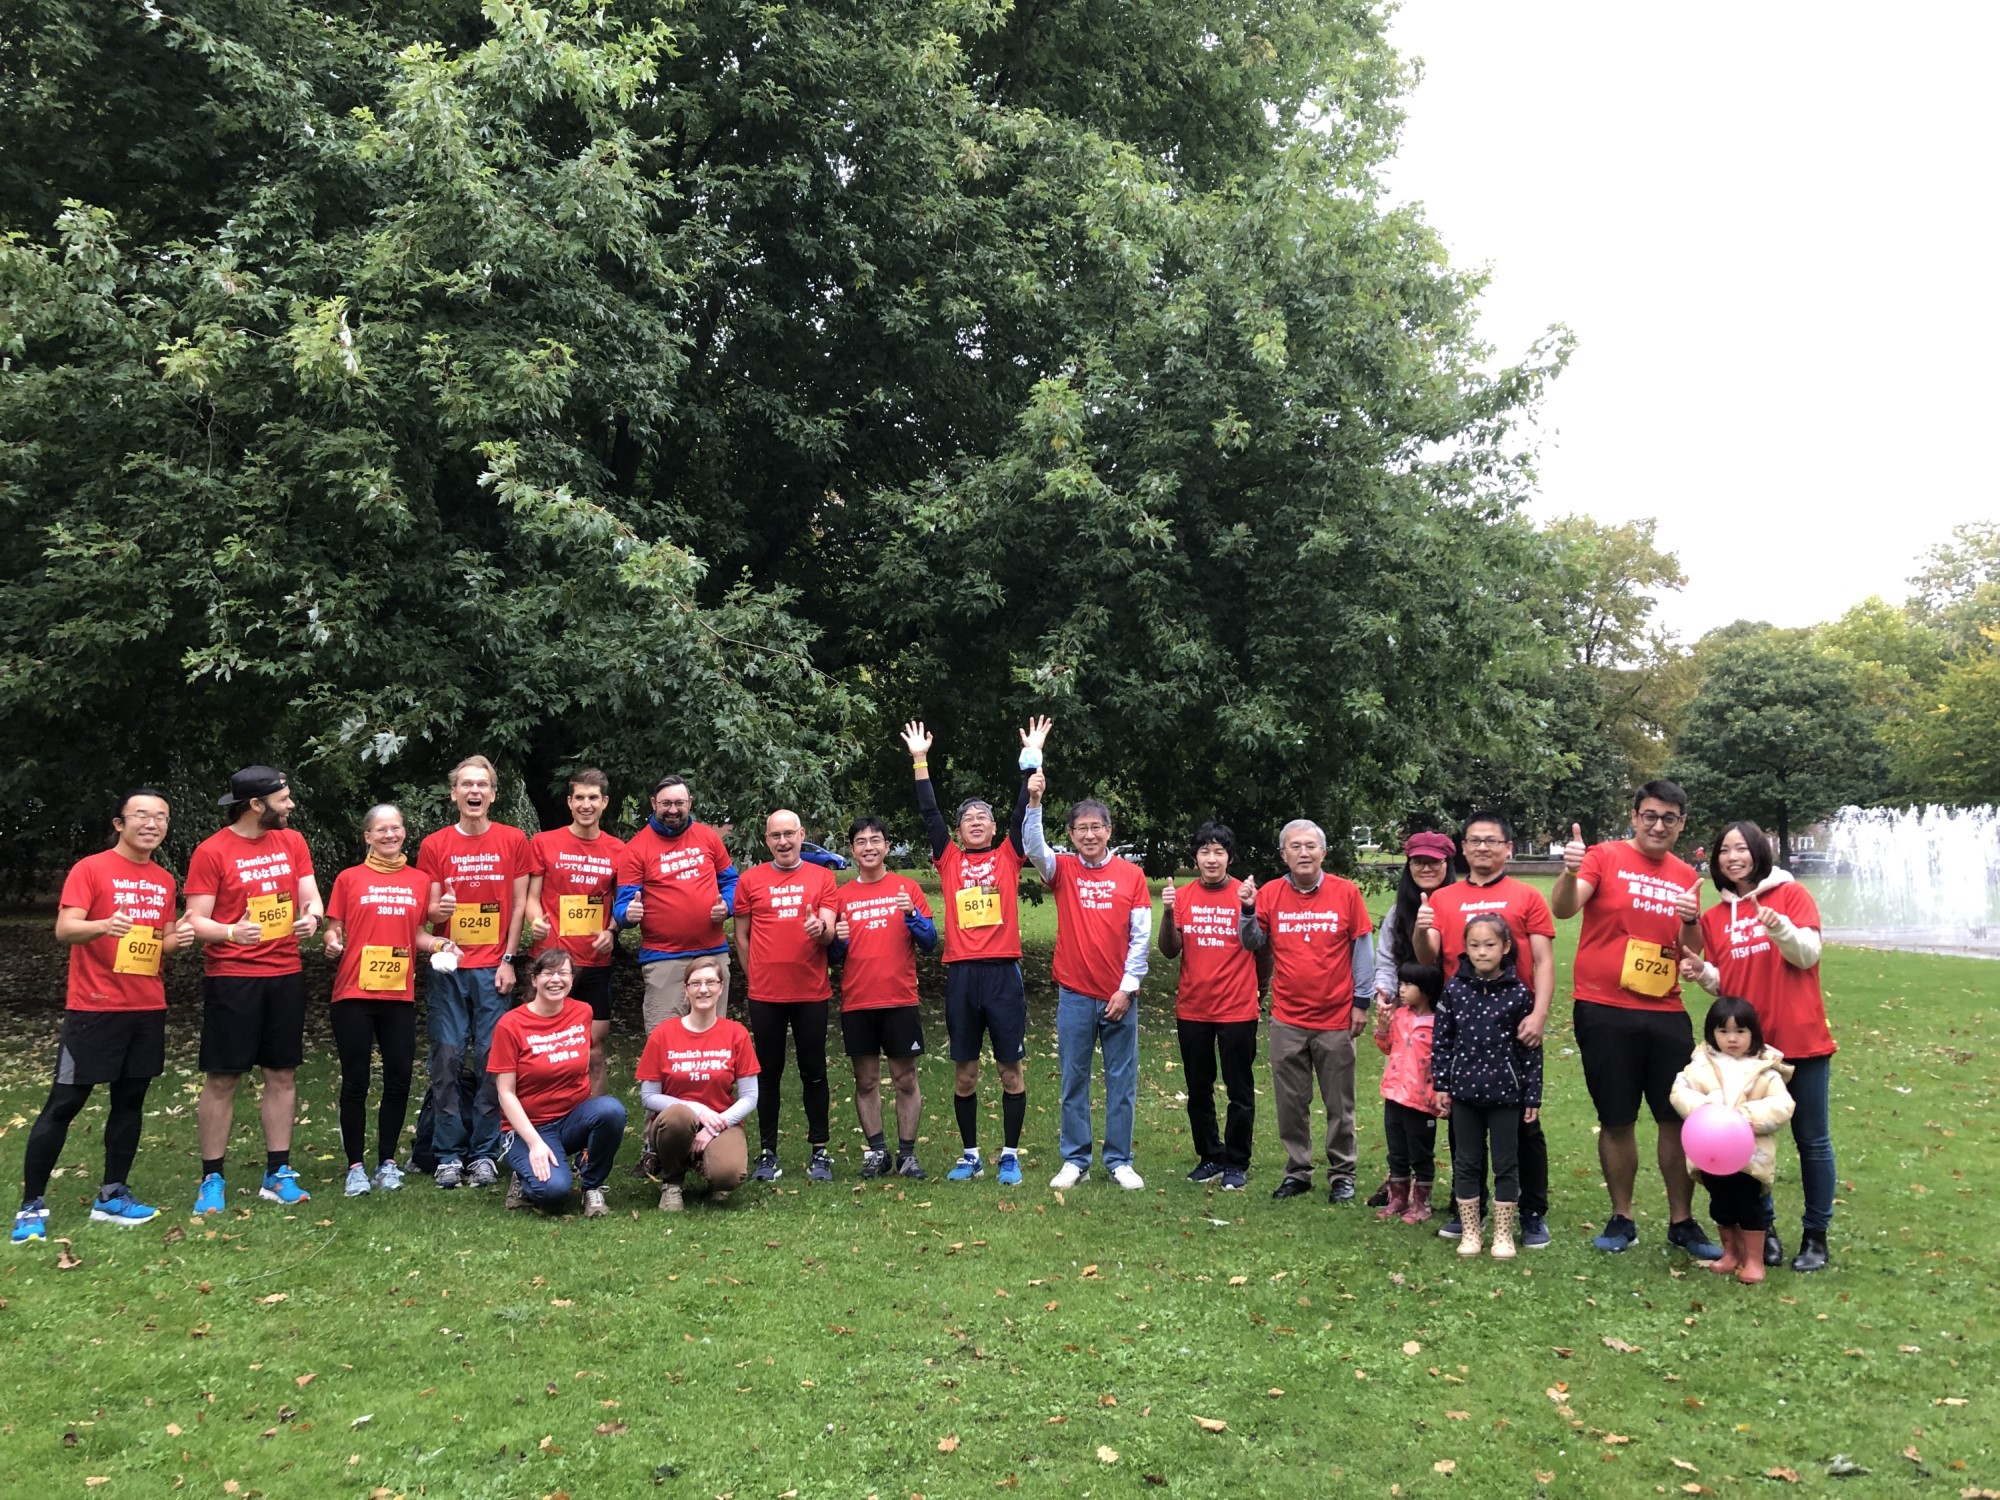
[434,1159,464,1190]
[895,1154,927,1180]
[90,1188,160,1227]
[658,1183,684,1212]
[997,1152,1022,1186]
[859,1149,891,1180]
[259,1165,311,1205]
[1666,1218,1723,1261]
[1326,1177,1356,1204]
[193,1172,226,1216]
[1220,1168,1248,1192]
[1436,1212,1462,1239]
[343,1164,372,1198]
[12,1200,49,1245]
[1186,1160,1225,1184]
[1592,1214,1639,1253]
[946,1151,984,1182]
[1521,1211,1552,1250]
[466,1157,500,1188]
[505,1173,526,1210]
[751,1150,782,1183]
[1109,1164,1145,1191]
[807,1149,834,1183]
[371,1160,405,1192]
[1049,1162,1087,1189]
[581,1187,609,1218]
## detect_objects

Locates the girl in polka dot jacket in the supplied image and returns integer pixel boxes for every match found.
[1431,914,1542,1261]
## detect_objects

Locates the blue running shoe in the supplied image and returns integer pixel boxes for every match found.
[946,1151,984,1182]
[1666,1218,1722,1261]
[90,1188,160,1227]
[1521,1211,1552,1250]
[997,1152,1023,1186]
[12,1199,48,1245]
[259,1165,311,1205]
[1592,1214,1638,1253]
[193,1172,226,1216]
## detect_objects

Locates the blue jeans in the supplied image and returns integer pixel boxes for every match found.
[426,967,506,1165]
[1056,986,1139,1170]
[1762,1053,1836,1232]
[503,1095,627,1206]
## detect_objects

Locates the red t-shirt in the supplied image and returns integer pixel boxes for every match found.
[1428,876,1557,994]
[1257,874,1373,1031]
[60,849,177,1012]
[832,874,933,1010]
[527,827,625,970]
[1170,881,1259,1024]
[1573,841,1700,1012]
[1699,881,1835,1059]
[614,822,733,954]
[417,823,530,970]
[325,864,430,1003]
[635,1015,760,1114]
[1049,853,1152,1001]
[734,861,838,1002]
[185,826,315,977]
[489,997,594,1126]
[935,840,1025,963]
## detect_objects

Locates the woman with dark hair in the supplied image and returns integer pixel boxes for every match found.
[1364,831,1456,1205]
[492,950,627,1217]
[1682,820,1836,1272]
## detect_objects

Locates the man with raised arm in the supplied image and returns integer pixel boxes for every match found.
[902,717,1042,1185]
[1240,819,1375,1203]
[613,776,738,1037]
[1549,780,1719,1259]
[416,755,532,1191]
[1022,769,1152,1190]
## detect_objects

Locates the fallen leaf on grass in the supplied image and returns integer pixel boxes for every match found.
[1403,1341,1422,1356]
[1190,1416,1226,1433]
[1681,1486,1712,1496]
[1227,1275,1247,1286]
[1080,1265,1100,1278]
[1601,1337,1641,1353]
[1446,1411,1469,1421]
[550,1299,573,1308]
[84,1480,109,1489]
[938,1436,959,1453]
[1672,1459,1699,1472]
[165,1424,182,1437]
[348,1415,372,1431]
[594,1422,626,1437]
[1096,1446,1118,1464]
[1046,1415,1067,1426]
[1552,1346,1574,1358]
[1535,1473,1554,1484]
[1267,1389,1284,1398]
[1936,1397,1969,1406]
[1603,1434,1631,1445]
[255,1293,287,1305]
[1825,1455,1869,1476]
[1764,1470,1799,1483]
[295,1374,316,1389]
[1433,1459,1455,1474]
[1099,1394,1118,1408]
[55,1240,82,1270]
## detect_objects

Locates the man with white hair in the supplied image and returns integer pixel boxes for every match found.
[1240,819,1376,1202]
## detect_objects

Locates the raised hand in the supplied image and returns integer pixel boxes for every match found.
[1562,823,1586,874]
[901,720,933,759]
[1019,715,1054,752]
[1238,875,1257,911]
[1026,769,1046,803]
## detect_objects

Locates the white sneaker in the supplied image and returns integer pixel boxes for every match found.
[1110,1164,1145,1191]
[1049,1162,1087,1189]
[342,1164,371,1197]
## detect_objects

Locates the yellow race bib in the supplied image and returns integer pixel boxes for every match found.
[955,885,1002,930]
[558,893,605,938]
[1619,938,1677,998]
[358,945,411,992]
[247,892,293,941]
[113,924,163,977]
[451,901,501,946]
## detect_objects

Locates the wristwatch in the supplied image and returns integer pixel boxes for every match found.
[501,952,518,965]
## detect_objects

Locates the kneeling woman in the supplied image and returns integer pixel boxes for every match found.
[636,956,759,1210]
[491,951,626,1216]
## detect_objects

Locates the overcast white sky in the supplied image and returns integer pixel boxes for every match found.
[1382,1,1999,641]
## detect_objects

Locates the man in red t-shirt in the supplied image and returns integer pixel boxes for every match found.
[183,766,325,1213]
[524,768,627,1093]
[1159,821,1260,1192]
[1023,775,1153,1190]
[831,815,938,1180]
[611,775,738,1031]
[1416,813,1558,1248]
[733,809,839,1184]
[1241,818,1375,1203]
[14,790,196,1242]
[415,755,531,1190]
[1551,779,1718,1259]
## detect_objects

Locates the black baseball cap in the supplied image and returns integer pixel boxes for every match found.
[218,765,289,806]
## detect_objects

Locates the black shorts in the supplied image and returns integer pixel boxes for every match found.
[944,960,1026,1064]
[569,964,615,1023]
[56,1010,167,1086]
[199,972,308,1074]
[1574,1000,1693,1127]
[841,1005,925,1060]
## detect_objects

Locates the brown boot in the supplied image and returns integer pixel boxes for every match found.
[1705,1222,1741,1275]
[1455,1198,1484,1257]
[1377,1178,1411,1221]
[1490,1201,1519,1260]
[1401,1180,1435,1225]
[1733,1226,1766,1285]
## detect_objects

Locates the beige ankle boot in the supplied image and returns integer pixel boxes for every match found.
[1455,1197,1484,1257]
[1490,1200,1519,1260]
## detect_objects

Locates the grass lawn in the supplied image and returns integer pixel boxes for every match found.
[1,882,1996,1499]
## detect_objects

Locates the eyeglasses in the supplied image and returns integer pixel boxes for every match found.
[1462,837,1508,849]
[686,979,723,990]
[1070,821,1110,834]
[1635,811,1684,828]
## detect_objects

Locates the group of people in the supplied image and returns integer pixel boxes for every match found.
[11,732,1838,1279]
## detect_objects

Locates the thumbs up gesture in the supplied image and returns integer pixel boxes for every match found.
[105,906,134,939]
[1412,892,1435,934]
[1238,875,1257,911]
[430,879,457,925]
[1679,952,1707,983]
[1674,883,1701,925]
[835,915,851,944]
[1562,823,1586,874]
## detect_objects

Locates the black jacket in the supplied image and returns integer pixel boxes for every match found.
[1432,956,1542,1109]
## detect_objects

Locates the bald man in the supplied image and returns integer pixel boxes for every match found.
[732,811,840,1182]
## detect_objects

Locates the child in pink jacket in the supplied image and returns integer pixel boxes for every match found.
[1375,962,1444,1223]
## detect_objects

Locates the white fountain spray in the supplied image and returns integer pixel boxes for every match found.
[1823,805,2000,951]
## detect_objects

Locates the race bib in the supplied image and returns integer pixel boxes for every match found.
[113,924,163,977]
[558,893,604,938]
[1619,938,1677,998]
[452,902,502,946]
[955,884,1001,930]
[248,891,293,940]
[358,945,410,992]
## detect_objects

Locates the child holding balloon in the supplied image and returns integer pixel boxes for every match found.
[1670,997,1795,1283]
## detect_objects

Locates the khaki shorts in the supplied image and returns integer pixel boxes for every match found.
[641,953,732,1035]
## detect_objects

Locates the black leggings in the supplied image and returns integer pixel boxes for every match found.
[748,999,830,1151]
[1702,1169,1763,1228]
[1382,1100,1437,1181]
[1449,1101,1522,1203]
[23,1078,150,1200]
[330,1000,418,1167]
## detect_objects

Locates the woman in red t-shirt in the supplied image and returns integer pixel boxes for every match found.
[492,952,627,1217]
[1683,820,1836,1273]
[635,956,760,1211]
[323,805,456,1199]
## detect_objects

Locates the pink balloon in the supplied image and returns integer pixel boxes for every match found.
[1681,1101,1755,1176]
